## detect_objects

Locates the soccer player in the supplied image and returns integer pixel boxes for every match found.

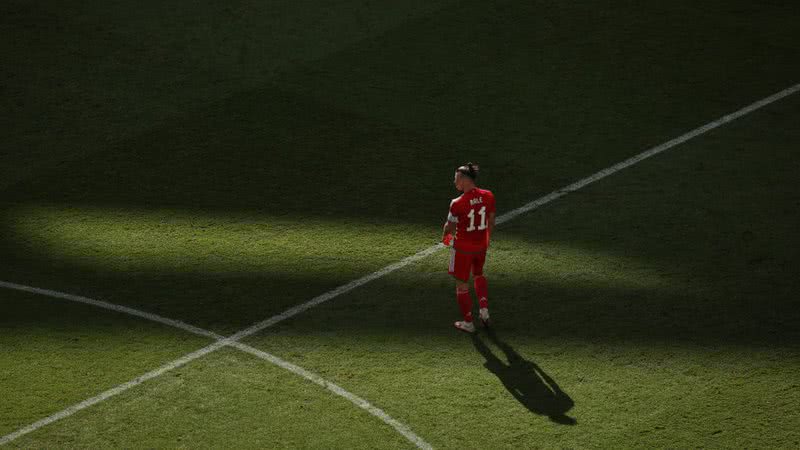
[442,162,496,333]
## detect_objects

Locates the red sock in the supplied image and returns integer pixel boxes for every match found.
[474,275,489,309]
[456,287,473,322]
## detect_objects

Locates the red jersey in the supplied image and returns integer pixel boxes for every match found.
[447,188,496,252]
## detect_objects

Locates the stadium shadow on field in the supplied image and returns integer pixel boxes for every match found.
[472,329,576,425]
[1,0,798,346]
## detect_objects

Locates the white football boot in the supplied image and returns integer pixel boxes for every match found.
[453,320,476,333]
[479,308,490,328]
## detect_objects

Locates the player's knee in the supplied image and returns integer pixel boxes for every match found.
[455,280,469,291]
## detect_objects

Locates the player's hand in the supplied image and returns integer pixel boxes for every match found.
[442,233,453,247]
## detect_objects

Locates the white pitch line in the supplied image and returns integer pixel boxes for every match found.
[0,281,224,340]
[0,341,228,446]
[0,282,433,449]
[1,81,798,446]
[496,82,800,225]
[225,243,446,343]
[222,82,800,344]
[230,342,433,450]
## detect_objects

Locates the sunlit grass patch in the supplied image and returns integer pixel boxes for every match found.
[7,347,414,449]
[3,204,433,277]
[0,289,209,437]
[4,204,676,293]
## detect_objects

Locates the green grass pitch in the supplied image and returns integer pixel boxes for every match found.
[1,0,799,448]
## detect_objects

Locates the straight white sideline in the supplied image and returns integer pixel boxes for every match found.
[0,281,433,449]
[1,81,798,446]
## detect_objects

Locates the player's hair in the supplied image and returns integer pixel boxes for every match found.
[457,162,479,180]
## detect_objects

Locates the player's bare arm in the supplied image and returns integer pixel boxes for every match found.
[442,220,456,244]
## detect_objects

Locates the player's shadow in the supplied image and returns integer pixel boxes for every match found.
[472,329,577,425]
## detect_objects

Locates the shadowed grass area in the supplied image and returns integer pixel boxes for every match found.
[3,1,798,217]
[0,0,454,191]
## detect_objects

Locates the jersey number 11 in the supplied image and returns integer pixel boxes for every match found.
[466,206,487,232]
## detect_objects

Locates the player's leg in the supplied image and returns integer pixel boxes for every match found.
[454,279,475,332]
[448,249,475,333]
[472,252,490,327]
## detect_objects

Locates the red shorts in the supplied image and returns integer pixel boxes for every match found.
[448,248,487,282]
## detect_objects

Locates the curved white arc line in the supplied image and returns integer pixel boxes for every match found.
[0,280,224,340]
[230,342,433,450]
[0,282,433,449]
